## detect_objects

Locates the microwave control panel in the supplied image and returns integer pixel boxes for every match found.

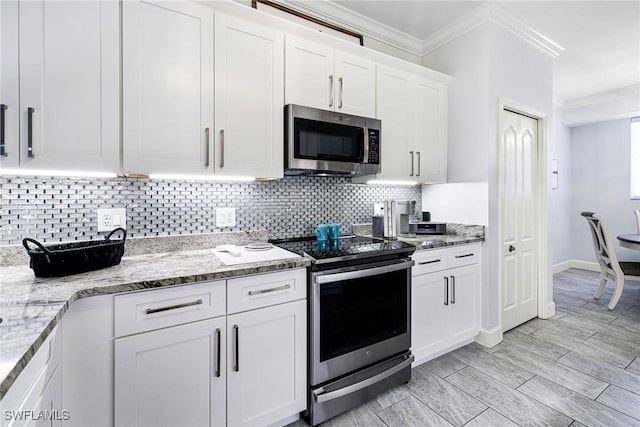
[367,129,380,164]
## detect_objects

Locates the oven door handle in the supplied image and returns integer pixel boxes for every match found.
[313,354,414,403]
[314,260,415,284]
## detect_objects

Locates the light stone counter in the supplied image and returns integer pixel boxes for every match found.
[0,231,310,400]
[351,223,485,250]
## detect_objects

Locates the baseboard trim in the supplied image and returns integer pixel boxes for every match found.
[553,260,600,273]
[539,301,556,319]
[474,326,503,348]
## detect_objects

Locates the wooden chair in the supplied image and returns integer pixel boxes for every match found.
[635,209,640,234]
[581,212,640,309]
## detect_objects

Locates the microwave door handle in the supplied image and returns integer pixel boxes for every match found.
[359,127,366,161]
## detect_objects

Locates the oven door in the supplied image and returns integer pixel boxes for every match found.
[310,258,414,386]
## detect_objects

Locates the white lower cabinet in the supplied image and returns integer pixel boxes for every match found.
[115,317,227,427]
[114,269,307,427]
[411,244,480,365]
[1,327,62,427]
[227,300,306,427]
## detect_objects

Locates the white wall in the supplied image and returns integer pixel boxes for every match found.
[421,182,488,226]
[550,109,573,266]
[570,119,640,263]
[422,22,554,339]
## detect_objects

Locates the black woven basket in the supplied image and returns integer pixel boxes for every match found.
[23,228,126,278]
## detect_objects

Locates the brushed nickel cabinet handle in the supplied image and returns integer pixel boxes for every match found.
[455,253,474,259]
[450,275,456,304]
[205,128,210,167]
[416,151,421,176]
[409,151,414,176]
[418,259,441,265]
[0,104,7,156]
[329,75,334,108]
[444,277,449,306]
[233,324,239,372]
[338,77,343,109]
[220,129,225,168]
[145,299,203,315]
[248,284,291,296]
[27,107,35,158]
[214,328,221,378]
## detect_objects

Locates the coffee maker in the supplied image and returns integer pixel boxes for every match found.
[382,200,417,238]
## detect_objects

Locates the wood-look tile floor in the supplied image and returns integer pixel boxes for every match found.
[290,269,640,427]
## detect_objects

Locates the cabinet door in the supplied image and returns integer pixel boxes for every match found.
[334,51,375,117]
[115,317,226,427]
[412,77,447,183]
[0,0,19,168]
[215,13,284,179]
[227,300,306,427]
[18,0,119,171]
[411,271,447,363]
[375,64,412,181]
[446,264,479,343]
[285,36,334,111]
[122,0,213,175]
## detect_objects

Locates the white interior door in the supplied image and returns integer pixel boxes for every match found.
[501,109,538,332]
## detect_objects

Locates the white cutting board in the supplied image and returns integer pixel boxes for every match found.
[212,246,301,265]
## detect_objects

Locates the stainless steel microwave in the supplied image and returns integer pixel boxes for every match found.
[284,104,381,176]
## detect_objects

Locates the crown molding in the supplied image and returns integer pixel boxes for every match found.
[275,0,424,55]
[421,3,564,58]
[272,1,564,59]
[558,84,640,111]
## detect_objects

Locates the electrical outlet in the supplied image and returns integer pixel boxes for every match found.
[216,207,236,228]
[97,208,126,232]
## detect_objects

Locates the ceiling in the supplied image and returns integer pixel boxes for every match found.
[292,1,640,109]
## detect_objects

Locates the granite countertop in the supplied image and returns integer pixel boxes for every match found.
[352,223,485,250]
[0,234,310,400]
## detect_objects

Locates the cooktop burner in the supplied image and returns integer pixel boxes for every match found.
[270,235,416,265]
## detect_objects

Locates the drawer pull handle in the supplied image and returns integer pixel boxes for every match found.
[233,324,240,372]
[451,275,456,304]
[418,259,441,265]
[455,253,474,259]
[145,299,203,315]
[444,277,449,306]
[248,284,291,296]
[214,328,221,378]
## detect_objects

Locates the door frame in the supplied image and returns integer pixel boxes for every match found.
[497,98,553,333]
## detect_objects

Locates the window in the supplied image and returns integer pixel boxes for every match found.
[632,118,640,199]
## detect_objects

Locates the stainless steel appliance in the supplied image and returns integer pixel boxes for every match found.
[413,222,447,235]
[383,200,417,238]
[284,104,381,176]
[271,235,416,426]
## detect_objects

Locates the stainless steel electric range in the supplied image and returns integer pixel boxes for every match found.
[271,235,416,426]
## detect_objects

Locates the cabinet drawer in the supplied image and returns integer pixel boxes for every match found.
[412,248,448,275]
[447,244,480,268]
[227,269,306,314]
[114,281,226,337]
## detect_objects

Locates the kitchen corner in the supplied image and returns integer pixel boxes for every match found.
[0,230,311,400]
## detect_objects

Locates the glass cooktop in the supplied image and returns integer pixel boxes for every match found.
[270,235,416,264]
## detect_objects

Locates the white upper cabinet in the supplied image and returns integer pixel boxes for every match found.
[214,13,284,179]
[375,65,413,181]
[413,77,448,183]
[0,0,119,172]
[285,36,375,117]
[122,0,214,175]
[370,64,448,183]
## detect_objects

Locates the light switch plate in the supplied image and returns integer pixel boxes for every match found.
[97,208,127,232]
[216,207,236,228]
